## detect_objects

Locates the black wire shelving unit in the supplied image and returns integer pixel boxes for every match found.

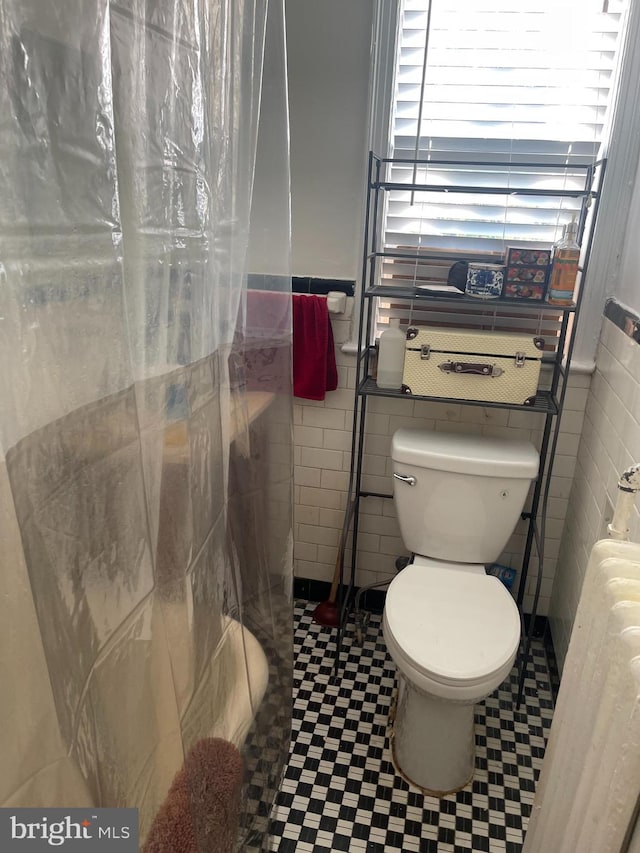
[335,151,607,706]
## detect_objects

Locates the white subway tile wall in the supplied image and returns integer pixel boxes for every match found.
[293,300,590,616]
[549,316,640,669]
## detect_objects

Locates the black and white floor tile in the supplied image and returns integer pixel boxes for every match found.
[268,602,554,852]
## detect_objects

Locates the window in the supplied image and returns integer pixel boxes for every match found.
[373,0,629,337]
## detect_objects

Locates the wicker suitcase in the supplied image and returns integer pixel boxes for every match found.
[402,327,545,405]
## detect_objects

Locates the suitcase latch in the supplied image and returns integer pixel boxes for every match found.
[420,344,431,360]
[515,352,526,368]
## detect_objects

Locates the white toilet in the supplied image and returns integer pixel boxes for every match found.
[383,428,539,795]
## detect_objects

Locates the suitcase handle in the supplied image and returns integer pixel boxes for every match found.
[438,361,504,377]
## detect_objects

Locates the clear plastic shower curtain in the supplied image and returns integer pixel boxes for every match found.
[0,0,292,848]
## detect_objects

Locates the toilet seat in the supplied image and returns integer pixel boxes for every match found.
[384,561,521,700]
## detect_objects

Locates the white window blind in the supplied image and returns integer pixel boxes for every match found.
[377,0,627,338]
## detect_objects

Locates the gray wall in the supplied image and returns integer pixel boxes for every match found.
[616,155,640,312]
[286,0,373,279]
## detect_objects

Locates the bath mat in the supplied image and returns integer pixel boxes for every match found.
[144,737,243,853]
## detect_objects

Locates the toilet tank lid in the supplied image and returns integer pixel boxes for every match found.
[391,429,539,479]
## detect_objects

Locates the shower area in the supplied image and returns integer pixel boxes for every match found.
[0,0,293,849]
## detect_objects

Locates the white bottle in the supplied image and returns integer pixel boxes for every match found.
[376,318,405,390]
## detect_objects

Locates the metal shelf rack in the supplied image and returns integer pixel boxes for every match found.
[336,151,607,705]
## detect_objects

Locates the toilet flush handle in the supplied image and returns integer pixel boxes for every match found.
[393,473,416,486]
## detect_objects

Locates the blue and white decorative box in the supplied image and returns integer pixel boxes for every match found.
[465,263,504,299]
[487,563,517,590]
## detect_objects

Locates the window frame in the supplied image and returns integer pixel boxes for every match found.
[346,0,640,367]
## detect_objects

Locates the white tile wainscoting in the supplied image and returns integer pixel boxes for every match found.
[293,301,591,618]
[550,311,640,668]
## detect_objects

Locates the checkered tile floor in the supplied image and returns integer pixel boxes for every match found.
[267,602,554,852]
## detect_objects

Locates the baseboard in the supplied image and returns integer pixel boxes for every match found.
[542,623,561,703]
[294,577,553,630]
[523,613,548,638]
[293,578,388,613]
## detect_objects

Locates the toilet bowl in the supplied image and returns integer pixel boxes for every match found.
[383,557,520,793]
[383,429,539,795]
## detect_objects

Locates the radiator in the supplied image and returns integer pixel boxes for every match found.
[524,539,640,853]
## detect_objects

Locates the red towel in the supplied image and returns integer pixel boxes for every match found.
[292,294,338,400]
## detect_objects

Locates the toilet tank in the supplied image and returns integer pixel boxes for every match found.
[391,429,539,564]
